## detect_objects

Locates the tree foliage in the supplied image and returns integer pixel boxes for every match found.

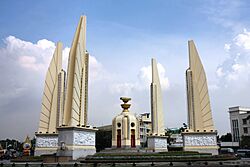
[220,133,232,142]
[241,136,250,148]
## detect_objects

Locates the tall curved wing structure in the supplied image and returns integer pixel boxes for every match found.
[151,58,165,136]
[63,16,89,127]
[38,42,64,133]
[186,40,215,131]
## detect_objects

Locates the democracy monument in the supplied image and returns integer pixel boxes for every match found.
[35,16,97,160]
[34,15,219,160]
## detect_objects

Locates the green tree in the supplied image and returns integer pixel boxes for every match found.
[220,133,232,142]
[241,136,250,148]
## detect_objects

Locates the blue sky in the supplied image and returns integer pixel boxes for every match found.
[0,1,237,45]
[1,0,250,140]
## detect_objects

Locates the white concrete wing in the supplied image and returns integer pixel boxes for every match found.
[38,42,63,133]
[63,16,89,127]
[186,40,215,131]
[151,58,165,136]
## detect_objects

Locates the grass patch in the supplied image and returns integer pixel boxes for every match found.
[93,151,211,157]
[84,151,238,162]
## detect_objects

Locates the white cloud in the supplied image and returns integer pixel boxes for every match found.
[138,63,170,90]
[208,28,250,136]
[18,55,43,71]
[36,39,55,50]
[227,63,249,81]
[89,55,108,82]
[111,82,136,95]
[3,36,56,72]
[111,62,170,95]
[2,36,105,83]
[216,29,250,84]
[201,1,244,32]
[216,67,225,77]
[62,47,70,70]
[208,84,219,91]
[0,35,105,90]
[234,29,250,50]
[224,44,231,52]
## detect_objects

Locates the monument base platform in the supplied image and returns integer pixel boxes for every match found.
[111,139,140,149]
[34,133,58,156]
[182,131,219,155]
[147,136,168,152]
[56,126,97,160]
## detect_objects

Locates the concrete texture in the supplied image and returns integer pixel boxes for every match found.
[147,136,168,152]
[182,131,219,155]
[63,15,89,127]
[34,133,58,156]
[112,97,140,148]
[57,127,97,160]
[38,42,64,134]
[150,59,165,136]
[186,40,215,132]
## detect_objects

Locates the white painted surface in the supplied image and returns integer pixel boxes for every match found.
[36,136,58,148]
[73,131,95,146]
[154,138,168,148]
[184,134,217,146]
[151,58,165,136]
[148,136,168,151]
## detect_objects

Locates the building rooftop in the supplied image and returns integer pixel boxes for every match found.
[228,106,250,113]
[97,125,112,131]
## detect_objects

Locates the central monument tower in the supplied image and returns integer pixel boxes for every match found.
[112,97,140,149]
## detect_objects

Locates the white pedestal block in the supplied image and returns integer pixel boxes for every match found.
[182,131,219,155]
[57,126,97,160]
[147,136,168,152]
[35,133,58,156]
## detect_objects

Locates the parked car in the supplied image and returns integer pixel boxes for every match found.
[220,148,235,155]
[236,149,250,158]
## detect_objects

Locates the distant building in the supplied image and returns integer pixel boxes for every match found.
[98,125,112,131]
[220,142,239,152]
[229,106,250,142]
[138,113,152,147]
